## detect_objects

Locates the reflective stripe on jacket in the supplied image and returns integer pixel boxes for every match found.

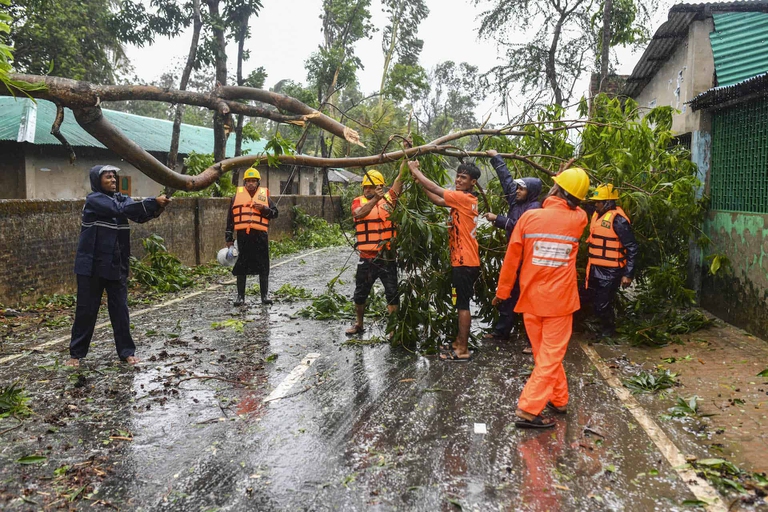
[587,207,630,268]
[232,187,270,233]
[495,196,588,317]
[353,194,395,253]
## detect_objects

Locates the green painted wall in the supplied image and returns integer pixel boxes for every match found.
[701,210,768,338]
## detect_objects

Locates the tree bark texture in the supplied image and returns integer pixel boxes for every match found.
[168,0,203,171]
[600,0,613,88]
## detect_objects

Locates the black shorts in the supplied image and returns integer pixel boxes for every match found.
[452,266,480,310]
[353,258,399,306]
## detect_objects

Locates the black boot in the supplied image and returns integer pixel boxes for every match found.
[259,274,272,305]
[234,275,246,306]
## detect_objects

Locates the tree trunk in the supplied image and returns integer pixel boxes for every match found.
[167,0,203,171]
[207,0,229,163]
[234,15,248,159]
[547,13,567,106]
[379,3,403,107]
[599,0,613,90]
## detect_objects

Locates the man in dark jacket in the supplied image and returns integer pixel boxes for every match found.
[586,184,638,338]
[483,149,543,347]
[67,165,170,367]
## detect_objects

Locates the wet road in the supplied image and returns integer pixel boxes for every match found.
[0,247,728,511]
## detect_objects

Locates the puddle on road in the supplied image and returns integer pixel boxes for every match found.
[0,247,760,510]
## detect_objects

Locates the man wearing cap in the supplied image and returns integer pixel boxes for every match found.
[408,159,481,362]
[483,149,542,350]
[346,165,406,335]
[493,167,589,427]
[67,165,171,367]
[585,184,638,339]
[226,168,278,306]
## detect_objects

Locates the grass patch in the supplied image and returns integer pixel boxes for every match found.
[622,369,678,394]
[0,382,33,418]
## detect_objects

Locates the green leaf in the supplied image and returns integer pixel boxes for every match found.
[17,455,47,465]
[757,369,768,377]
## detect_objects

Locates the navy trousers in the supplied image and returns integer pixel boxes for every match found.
[493,280,522,338]
[70,274,136,360]
[588,275,622,337]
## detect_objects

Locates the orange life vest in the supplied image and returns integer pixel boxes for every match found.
[354,194,396,253]
[587,206,630,269]
[232,186,270,233]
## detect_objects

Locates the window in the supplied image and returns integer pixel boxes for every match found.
[280,179,298,195]
[119,176,132,196]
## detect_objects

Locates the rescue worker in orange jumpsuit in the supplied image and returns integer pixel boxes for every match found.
[586,184,638,339]
[226,168,278,306]
[346,166,406,335]
[408,159,481,362]
[493,167,590,428]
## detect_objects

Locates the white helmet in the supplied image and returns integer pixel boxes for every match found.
[217,243,238,266]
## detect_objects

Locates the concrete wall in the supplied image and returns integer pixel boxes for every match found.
[634,19,715,134]
[0,141,26,199]
[18,146,170,199]
[701,211,768,338]
[0,195,341,306]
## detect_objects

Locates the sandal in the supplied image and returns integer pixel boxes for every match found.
[522,345,533,355]
[440,349,473,362]
[546,401,568,414]
[482,332,504,340]
[345,324,365,336]
[514,415,555,429]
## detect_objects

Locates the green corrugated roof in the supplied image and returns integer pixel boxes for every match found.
[0,97,266,157]
[711,12,768,87]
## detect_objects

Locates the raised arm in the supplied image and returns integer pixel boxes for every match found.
[487,150,517,204]
[352,186,385,219]
[89,193,166,224]
[408,160,447,206]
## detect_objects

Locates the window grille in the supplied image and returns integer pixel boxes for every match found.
[710,96,768,213]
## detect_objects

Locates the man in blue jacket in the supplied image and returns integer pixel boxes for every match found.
[483,149,542,351]
[67,165,170,367]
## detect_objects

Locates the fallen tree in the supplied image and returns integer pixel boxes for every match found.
[2,74,715,347]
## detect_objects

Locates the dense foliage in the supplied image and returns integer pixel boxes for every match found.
[383,94,707,348]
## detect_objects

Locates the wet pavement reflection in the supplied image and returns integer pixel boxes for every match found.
[0,247,720,510]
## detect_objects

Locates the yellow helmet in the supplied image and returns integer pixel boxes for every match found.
[590,184,620,201]
[553,167,590,201]
[243,167,261,180]
[361,169,385,187]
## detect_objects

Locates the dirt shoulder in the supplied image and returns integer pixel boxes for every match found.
[591,320,768,476]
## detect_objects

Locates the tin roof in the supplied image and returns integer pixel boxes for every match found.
[689,71,768,109]
[623,1,768,98]
[0,97,266,157]
[710,12,768,86]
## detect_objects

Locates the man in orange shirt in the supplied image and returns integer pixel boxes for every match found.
[408,160,480,362]
[493,167,590,427]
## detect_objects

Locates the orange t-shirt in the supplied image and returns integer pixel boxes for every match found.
[495,196,587,317]
[443,190,479,267]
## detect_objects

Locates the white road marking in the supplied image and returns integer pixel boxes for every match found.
[263,353,321,403]
[580,342,727,512]
[0,249,328,365]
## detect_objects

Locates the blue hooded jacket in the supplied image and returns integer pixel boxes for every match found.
[74,165,161,280]
[489,155,543,240]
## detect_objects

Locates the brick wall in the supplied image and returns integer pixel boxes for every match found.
[0,195,341,306]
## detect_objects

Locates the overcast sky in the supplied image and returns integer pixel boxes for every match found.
[125,0,675,121]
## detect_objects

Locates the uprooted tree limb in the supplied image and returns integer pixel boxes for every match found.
[2,74,599,191]
[2,74,367,190]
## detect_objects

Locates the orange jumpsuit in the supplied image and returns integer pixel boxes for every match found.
[495,195,588,416]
